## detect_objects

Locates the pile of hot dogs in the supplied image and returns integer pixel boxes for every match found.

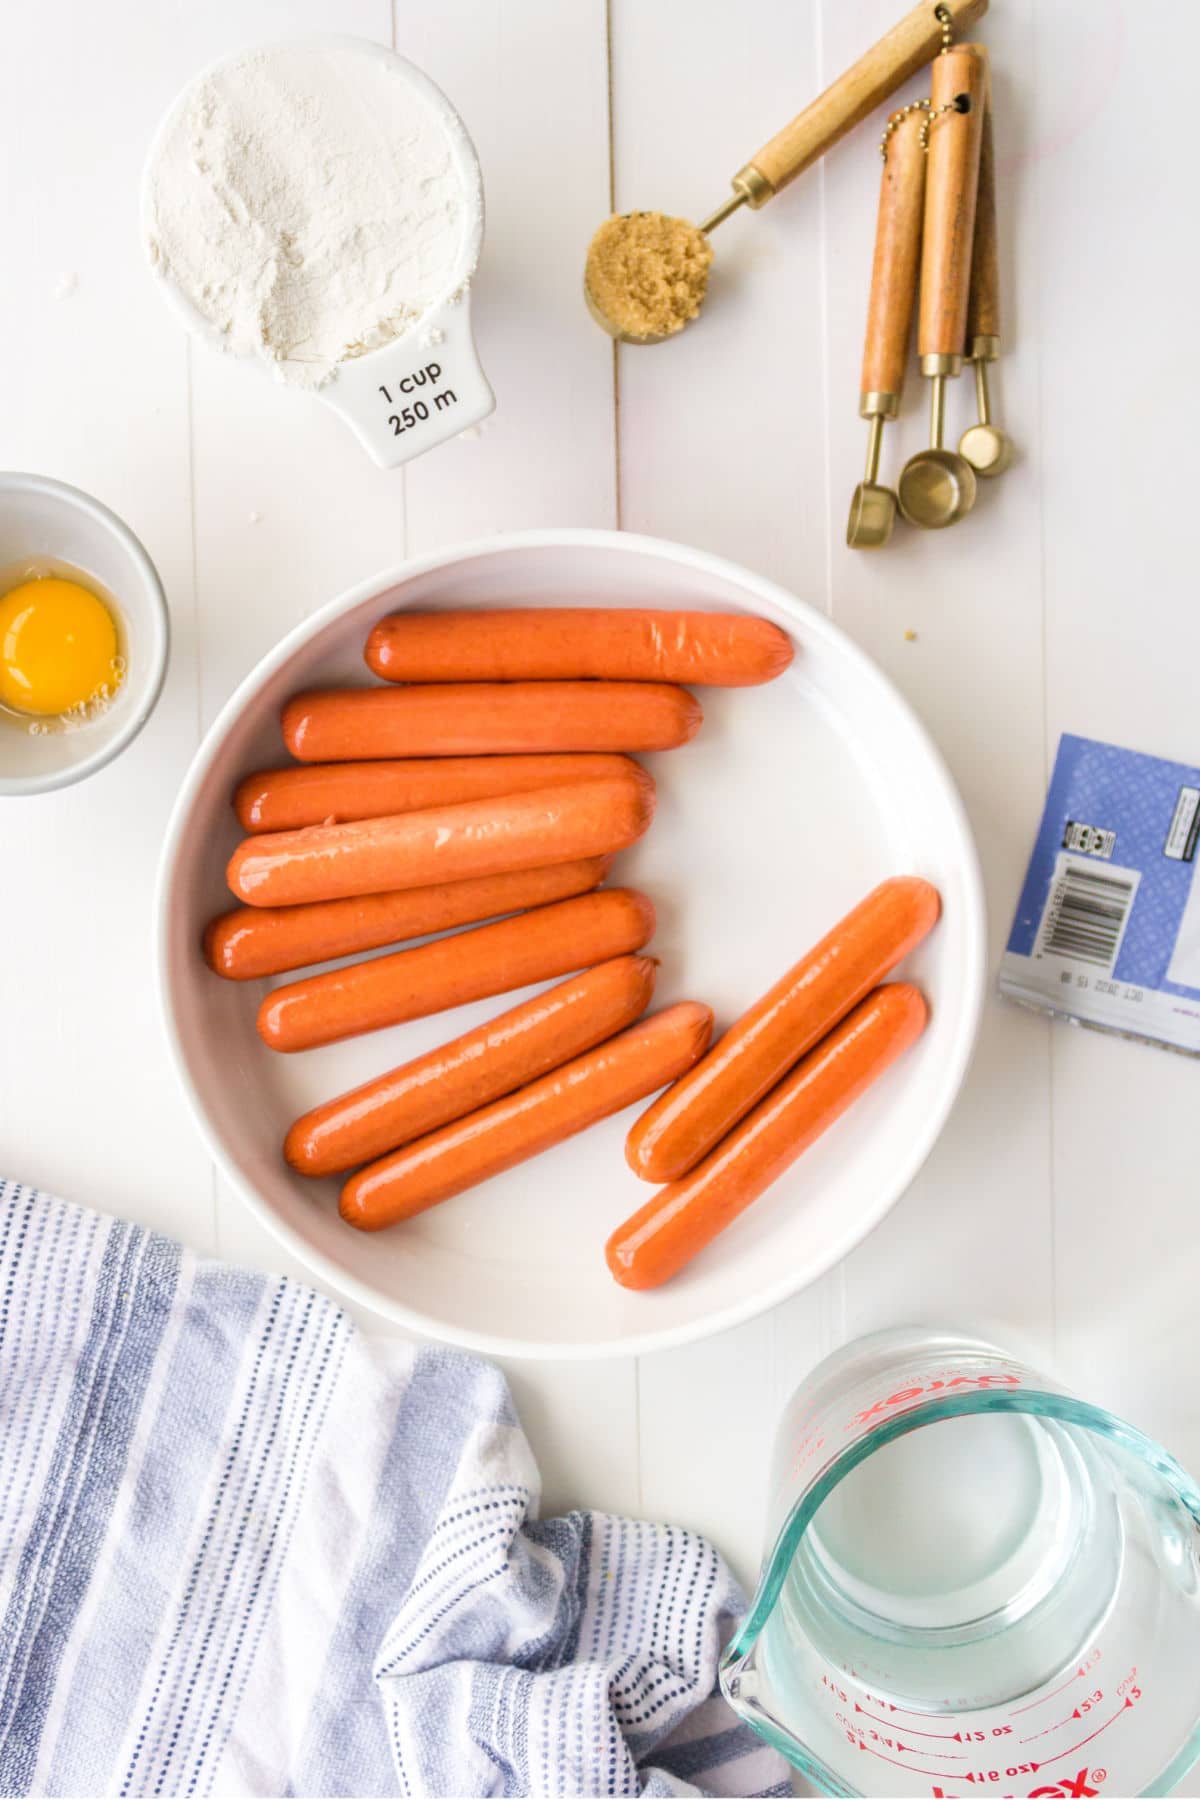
[203,606,939,1287]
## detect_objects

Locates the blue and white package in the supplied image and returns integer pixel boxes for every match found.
[999,733,1200,1055]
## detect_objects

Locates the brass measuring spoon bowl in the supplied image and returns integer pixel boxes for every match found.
[847,476,897,549]
[897,364,978,526]
[958,343,1013,475]
[582,203,735,347]
[959,419,1013,477]
[897,442,977,527]
[582,277,670,347]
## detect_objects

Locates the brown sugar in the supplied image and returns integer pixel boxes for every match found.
[585,212,713,340]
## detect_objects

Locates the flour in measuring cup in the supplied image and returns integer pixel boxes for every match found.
[144,43,479,389]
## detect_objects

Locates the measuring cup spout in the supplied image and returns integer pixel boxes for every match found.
[319,301,495,469]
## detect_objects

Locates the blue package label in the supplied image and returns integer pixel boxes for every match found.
[999,733,1200,1055]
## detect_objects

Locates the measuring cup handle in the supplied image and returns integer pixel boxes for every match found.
[966,97,1000,350]
[737,0,987,203]
[860,111,927,412]
[917,44,988,367]
[320,304,495,470]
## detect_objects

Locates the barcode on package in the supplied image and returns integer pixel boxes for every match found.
[1034,853,1141,971]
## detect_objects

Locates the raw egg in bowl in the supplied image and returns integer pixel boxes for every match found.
[0,474,169,796]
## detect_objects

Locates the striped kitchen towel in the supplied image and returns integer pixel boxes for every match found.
[0,1180,787,1799]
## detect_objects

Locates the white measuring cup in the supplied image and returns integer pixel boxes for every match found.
[141,38,494,470]
[722,1328,1200,1796]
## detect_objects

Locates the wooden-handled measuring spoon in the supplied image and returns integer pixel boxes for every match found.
[897,43,988,528]
[585,0,988,345]
[848,109,928,549]
[958,101,1013,475]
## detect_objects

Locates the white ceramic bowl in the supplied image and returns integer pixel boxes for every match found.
[0,473,169,796]
[158,530,985,1359]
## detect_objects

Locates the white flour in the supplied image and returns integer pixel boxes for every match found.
[145,43,477,388]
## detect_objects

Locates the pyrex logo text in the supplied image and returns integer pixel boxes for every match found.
[851,1373,1021,1428]
[932,1771,1100,1799]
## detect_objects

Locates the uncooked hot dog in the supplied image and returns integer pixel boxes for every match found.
[340,1001,715,1231]
[282,682,702,760]
[228,771,655,909]
[258,887,656,1052]
[234,753,643,834]
[625,876,939,1182]
[607,983,927,1290]
[285,954,658,1176]
[364,609,794,687]
[205,856,612,982]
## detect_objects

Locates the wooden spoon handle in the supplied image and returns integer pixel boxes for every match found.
[861,111,927,409]
[739,0,988,202]
[966,98,1000,347]
[917,44,988,365]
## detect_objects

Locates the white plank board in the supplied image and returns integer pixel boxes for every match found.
[0,0,216,1247]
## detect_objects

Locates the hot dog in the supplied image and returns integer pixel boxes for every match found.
[234,753,643,834]
[607,983,927,1290]
[281,682,702,761]
[285,954,658,1176]
[204,856,612,982]
[364,609,794,687]
[625,876,940,1182]
[227,771,655,909]
[340,1001,715,1231]
[258,887,656,1052]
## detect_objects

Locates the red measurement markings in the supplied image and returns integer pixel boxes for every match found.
[885,1700,966,1718]
[853,1739,968,1782]
[1011,1654,1102,1718]
[1034,1696,1136,1770]
[855,1703,962,1740]
[847,1683,964,1720]
[1021,1692,1104,1744]
[842,1721,965,1764]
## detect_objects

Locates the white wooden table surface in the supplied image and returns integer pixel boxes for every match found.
[3,0,1194,1615]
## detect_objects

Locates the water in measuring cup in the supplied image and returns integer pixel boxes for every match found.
[809,1410,1088,1629]
[772,1409,1122,1716]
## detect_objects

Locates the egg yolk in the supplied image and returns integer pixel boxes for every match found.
[0,578,121,717]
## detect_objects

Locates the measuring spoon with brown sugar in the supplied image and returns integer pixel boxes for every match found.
[584,0,987,346]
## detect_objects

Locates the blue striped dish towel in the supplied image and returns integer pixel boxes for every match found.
[0,1180,787,1799]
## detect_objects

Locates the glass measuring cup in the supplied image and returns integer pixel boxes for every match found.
[721,1328,1200,1797]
